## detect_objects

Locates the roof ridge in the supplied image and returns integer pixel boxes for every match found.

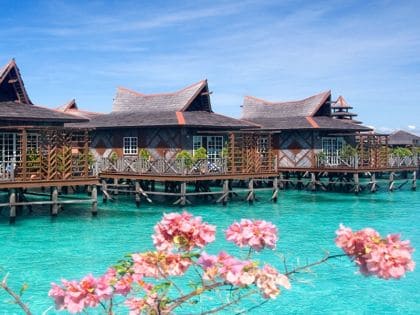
[245,90,331,106]
[117,79,207,98]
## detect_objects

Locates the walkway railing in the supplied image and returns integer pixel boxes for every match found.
[96,157,229,176]
[313,153,418,170]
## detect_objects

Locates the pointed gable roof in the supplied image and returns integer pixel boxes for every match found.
[388,130,420,146]
[241,90,331,119]
[112,80,211,113]
[0,59,32,104]
[332,95,353,109]
[56,99,101,120]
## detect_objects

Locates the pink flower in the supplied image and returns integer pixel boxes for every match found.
[132,251,192,279]
[255,265,291,299]
[336,224,415,279]
[225,219,278,251]
[152,211,216,252]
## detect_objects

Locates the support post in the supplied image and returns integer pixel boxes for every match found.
[412,171,417,191]
[247,179,254,204]
[272,177,279,203]
[9,189,16,224]
[91,185,98,216]
[222,180,229,206]
[279,172,284,190]
[389,172,395,192]
[353,173,360,195]
[310,173,316,191]
[113,178,118,195]
[51,187,58,216]
[102,179,108,203]
[135,181,141,208]
[370,173,377,193]
[180,182,187,206]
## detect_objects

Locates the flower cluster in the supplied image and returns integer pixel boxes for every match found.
[335,224,415,279]
[49,268,134,313]
[198,252,290,298]
[225,219,278,251]
[125,290,170,315]
[153,211,216,251]
[132,251,192,278]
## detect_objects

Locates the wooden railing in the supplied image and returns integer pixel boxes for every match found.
[314,154,418,170]
[96,157,229,176]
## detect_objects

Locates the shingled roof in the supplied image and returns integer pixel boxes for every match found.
[0,101,88,123]
[0,60,88,124]
[241,90,331,119]
[57,99,101,120]
[85,80,254,129]
[112,80,211,112]
[388,130,420,146]
[241,91,370,131]
[0,59,32,104]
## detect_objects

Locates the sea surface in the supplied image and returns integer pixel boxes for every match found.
[0,185,419,314]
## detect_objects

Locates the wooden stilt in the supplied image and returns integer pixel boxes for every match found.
[113,178,118,195]
[135,181,141,208]
[412,171,417,191]
[353,173,360,194]
[102,180,109,203]
[272,177,279,203]
[310,173,316,191]
[389,172,395,192]
[51,187,58,216]
[247,179,254,204]
[180,182,187,206]
[9,189,16,224]
[370,173,377,193]
[91,185,98,216]
[222,180,229,206]
[279,172,284,190]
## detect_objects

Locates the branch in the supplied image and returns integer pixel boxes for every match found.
[200,289,258,315]
[285,253,346,276]
[1,274,33,315]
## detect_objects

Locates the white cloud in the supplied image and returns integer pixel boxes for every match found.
[407,125,416,130]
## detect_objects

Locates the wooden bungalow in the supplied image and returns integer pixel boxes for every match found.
[241,91,417,172]
[83,80,277,176]
[0,59,98,221]
[388,130,420,147]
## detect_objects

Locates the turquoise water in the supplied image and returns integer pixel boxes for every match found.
[0,186,419,314]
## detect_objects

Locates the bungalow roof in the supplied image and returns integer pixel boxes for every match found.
[112,80,211,113]
[244,116,371,131]
[388,130,420,146]
[241,90,331,119]
[0,101,88,123]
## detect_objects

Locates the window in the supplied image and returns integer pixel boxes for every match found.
[123,137,138,155]
[322,137,343,165]
[257,136,269,154]
[193,136,203,155]
[192,135,224,162]
[0,133,20,164]
[207,136,224,162]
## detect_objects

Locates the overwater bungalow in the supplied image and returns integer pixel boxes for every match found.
[84,80,276,177]
[241,91,418,172]
[0,59,98,222]
[388,130,420,148]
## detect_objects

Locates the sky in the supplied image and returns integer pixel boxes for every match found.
[1,0,419,134]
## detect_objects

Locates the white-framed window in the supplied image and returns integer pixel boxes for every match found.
[0,132,20,163]
[207,136,224,162]
[192,135,224,161]
[193,136,203,155]
[123,137,138,155]
[322,137,343,165]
